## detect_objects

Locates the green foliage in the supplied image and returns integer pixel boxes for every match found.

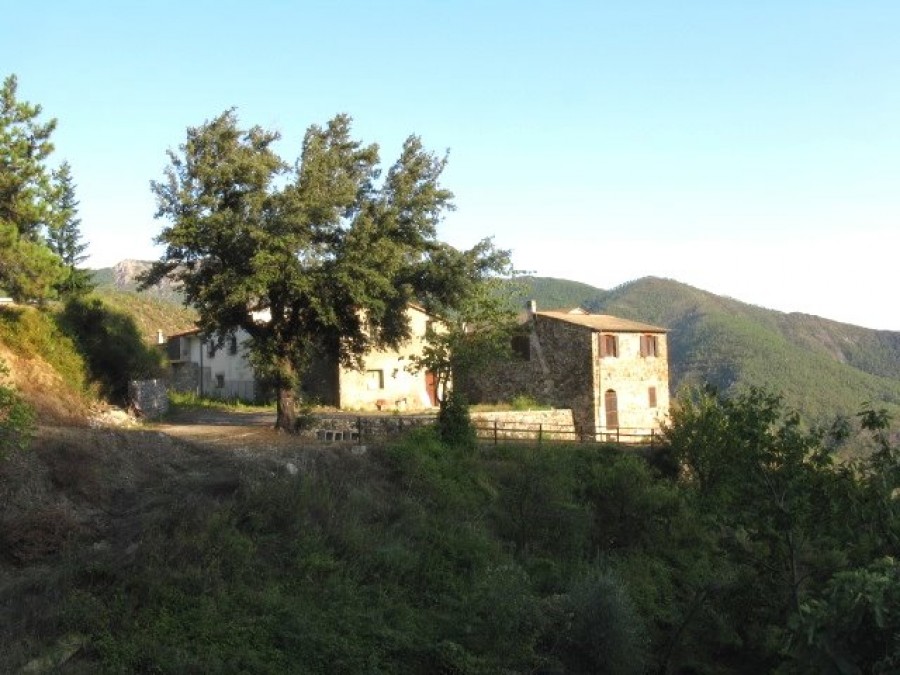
[94,288,197,339]
[166,390,271,413]
[57,297,164,403]
[510,275,609,310]
[790,557,900,673]
[436,390,476,451]
[46,161,93,298]
[6,388,900,673]
[0,358,33,457]
[558,570,649,674]
[0,305,87,392]
[510,393,545,411]
[410,248,518,399]
[0,74,66,302]
[144,109,510,431]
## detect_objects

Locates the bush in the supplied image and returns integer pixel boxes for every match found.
[437,390,477,451]
[57,297,164,403]
[557,569,649,674]
[0,359,33,458]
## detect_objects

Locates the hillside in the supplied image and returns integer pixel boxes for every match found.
[91,259,185,304]
[513,275,900,422]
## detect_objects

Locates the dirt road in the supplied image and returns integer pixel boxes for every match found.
[150,407,307,452]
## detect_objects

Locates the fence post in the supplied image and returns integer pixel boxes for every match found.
[538,423,543,445]
[357,416,363,442]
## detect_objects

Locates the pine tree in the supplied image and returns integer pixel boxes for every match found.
[47,161,93,297]
[0,74,65,301]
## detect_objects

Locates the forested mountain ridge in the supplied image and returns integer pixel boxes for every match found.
[514,275,900,421]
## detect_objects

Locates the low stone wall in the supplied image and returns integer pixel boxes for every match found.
[304,409,577,444]
[470,409,576,442]
[302,414,437,443]
[128,379,169,419]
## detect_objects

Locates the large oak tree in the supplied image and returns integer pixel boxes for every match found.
[144,110,511,431]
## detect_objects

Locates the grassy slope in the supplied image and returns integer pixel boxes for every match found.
[0,290,196,421]
[515,275,900,421]
[93,289,197,342]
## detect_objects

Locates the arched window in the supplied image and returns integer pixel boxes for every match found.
[604,389,619,429]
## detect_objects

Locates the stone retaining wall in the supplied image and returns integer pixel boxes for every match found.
[471,409,576,441]
[128,379,169,419]
[305,409,576,444]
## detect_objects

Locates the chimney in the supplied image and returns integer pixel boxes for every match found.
[157,329,165,345]
[525,299,537,319]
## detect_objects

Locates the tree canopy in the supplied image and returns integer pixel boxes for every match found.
[0,74,66,301]
[144,110,512,430]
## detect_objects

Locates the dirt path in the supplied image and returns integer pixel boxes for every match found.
[150,408,308,452]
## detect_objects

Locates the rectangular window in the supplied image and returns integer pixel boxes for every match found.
[228,335,238,355]
[648,386,657,408]
[600,334,618,358]
[366,369,385,390]
[215,373,225,389]
[640,334,659,357]
[207,341,216,358]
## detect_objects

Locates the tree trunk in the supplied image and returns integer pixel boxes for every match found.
[275,385,298,432]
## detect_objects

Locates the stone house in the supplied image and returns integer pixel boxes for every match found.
[166,304,442,411]
[459,302,670,439]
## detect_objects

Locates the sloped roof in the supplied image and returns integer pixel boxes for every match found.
[536,310,667,333]
[166,327,201,339]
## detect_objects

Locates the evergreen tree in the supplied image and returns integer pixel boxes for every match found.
[0,74,64,301]
[144,110,511,431]
[47,161,93,297]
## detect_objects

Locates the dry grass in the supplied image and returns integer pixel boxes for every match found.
[0,343,91,426]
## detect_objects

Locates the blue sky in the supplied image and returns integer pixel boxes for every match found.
[4,1,899,329]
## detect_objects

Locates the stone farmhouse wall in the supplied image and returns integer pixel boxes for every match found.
[594,331,669,434]
[457,314,669,438]
[457,316,597,434]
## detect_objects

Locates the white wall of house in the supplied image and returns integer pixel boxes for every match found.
[168,306,440,409]
[338,306,438,411]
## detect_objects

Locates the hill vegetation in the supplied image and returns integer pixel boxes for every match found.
[513,275,900,422]
[1,391,898,672]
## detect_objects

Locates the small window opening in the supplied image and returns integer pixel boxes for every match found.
[640,334,659,357]
[366,369,385,390]
[600,334,618,358]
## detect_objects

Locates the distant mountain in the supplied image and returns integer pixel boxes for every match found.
[90,260,195,340]
[513,276,900,422]
[92,260,184,303]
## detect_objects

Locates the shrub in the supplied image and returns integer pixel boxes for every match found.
[57,297,164,403]
[0,359,33,458]
[510,393,543,411]
[557,569,649,674]
[437,390,476,451]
